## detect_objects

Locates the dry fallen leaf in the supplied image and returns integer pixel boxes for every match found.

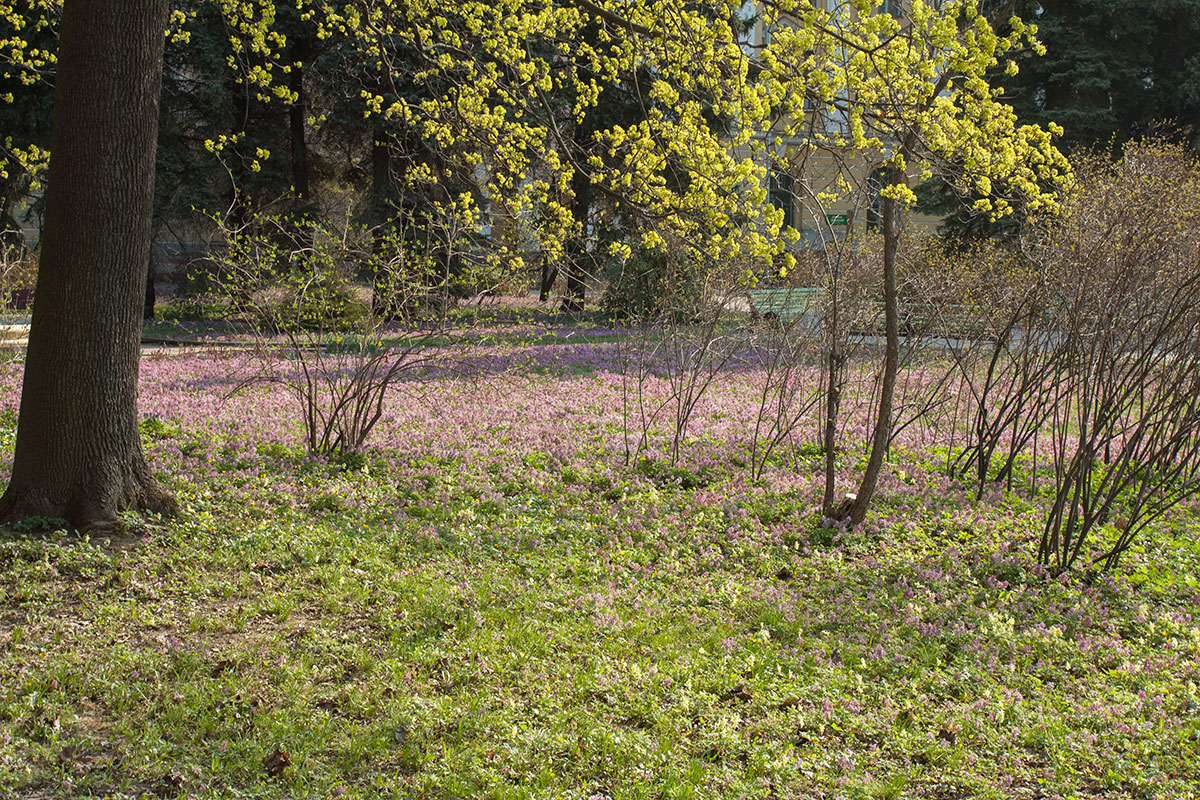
[718,684,753,703]
[263,747,291,777]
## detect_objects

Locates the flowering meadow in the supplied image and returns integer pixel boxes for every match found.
[1,307,1199,799]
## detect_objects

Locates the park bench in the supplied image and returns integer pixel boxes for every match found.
[896,302,990,338]
[748,288,991,339]
[746,287,825,326]
[854,301,991,339]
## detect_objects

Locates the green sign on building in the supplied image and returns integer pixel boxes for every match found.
[826,213,848,226]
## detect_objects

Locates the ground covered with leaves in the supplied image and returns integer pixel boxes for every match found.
[1,312,1198,799]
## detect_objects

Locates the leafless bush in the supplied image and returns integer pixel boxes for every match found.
[210,213,469,456]
[1028,142,1200,571]
[617,239,752,466]
[944,141,1200,571]
[0,242,37,310]
[904,235,1058,495]
[745,296,823,481]
[800,239,884,507]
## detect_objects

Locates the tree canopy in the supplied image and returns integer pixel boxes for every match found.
[0,0,1074,527]
[1004,0,1200,150]
[3,0,1078,267]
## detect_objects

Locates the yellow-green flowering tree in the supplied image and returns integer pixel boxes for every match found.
[758,0,1071,523]
[0,0,1069,529]
[0,0,56,244]
[325,0,786,290]
[4,0,788,274]
[0,0,790,528]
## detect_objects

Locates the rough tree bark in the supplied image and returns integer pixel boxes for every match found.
[0,0,178,531]
[288,65,311,205]
[562,165,592,313]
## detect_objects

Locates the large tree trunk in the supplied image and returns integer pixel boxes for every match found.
[0,0,177,532]
[562,166,591,313]
[288,61,310,204]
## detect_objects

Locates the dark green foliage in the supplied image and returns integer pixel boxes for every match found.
[927,0,1200,241]
[1006,0,1200,151]
[602,246,706,319]
[603,247,673,317]
[634,457,716,490]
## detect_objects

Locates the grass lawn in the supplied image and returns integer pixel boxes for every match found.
[1,311,1198,799]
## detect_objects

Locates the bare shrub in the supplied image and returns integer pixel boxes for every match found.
[616,238,754,466]
[0,242,37,310]
[1027,142,1200,571]
[906,235,1059,496]
[745,288,823,480]
[211,213,469,456]
[803,237,885,509]
[946,141,1200,571]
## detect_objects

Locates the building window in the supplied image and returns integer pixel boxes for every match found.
[879,0,902,17]
[866,168,888,232]
[769,170,795,232]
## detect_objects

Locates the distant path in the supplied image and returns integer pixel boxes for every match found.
[0,321,260,356]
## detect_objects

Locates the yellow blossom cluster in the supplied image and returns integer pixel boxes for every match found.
[2,0,1069,265]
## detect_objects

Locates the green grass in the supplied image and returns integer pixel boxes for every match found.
[2,321,1200,798]
[2,448,1199,799]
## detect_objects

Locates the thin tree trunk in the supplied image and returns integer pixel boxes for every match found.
[837,163,904,525]
[0,0,177,531]
[370,128,398,318]
[821,279,842,515]
[539,256,558,303]
[821,343,841,515]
